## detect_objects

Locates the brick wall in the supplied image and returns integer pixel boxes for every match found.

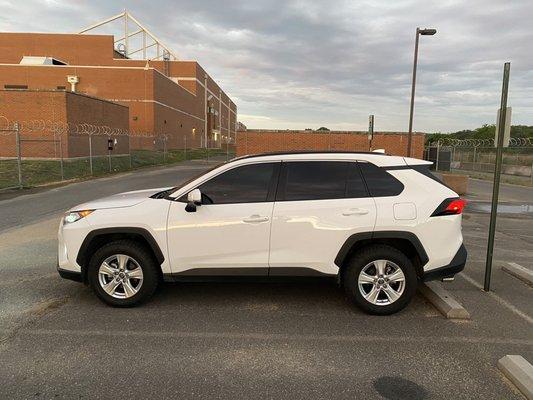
[0,90,129,158]
[236,130,425,158]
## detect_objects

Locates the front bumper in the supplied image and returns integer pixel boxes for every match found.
[57,265,83,282]
[422,244,467,282]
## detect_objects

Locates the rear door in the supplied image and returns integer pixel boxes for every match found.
[269,160,377,275]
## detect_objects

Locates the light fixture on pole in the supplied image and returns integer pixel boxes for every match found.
[407,27,436,157]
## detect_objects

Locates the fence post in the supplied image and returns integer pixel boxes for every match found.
[59,134,64,181]
[108,136,112,172]
[184,136,187,160]
[435,141,440,171]
[15,122,23,189]
[88,134,93,175]
[473,146,477,171]
[128,134,132,169]
[163,137,167,163]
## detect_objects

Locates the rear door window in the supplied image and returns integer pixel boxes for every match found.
[277,161,369,201]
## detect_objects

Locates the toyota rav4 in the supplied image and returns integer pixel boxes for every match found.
[58,151,467,315]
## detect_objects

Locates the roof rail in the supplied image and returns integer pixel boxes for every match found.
[235,150,392,160]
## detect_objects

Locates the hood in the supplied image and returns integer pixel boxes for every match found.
[69,187,172,211]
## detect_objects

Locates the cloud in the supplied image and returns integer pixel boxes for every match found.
[1,0,531,132]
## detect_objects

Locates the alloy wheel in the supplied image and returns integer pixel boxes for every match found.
[98,254,144,299]
[357,259,405,306]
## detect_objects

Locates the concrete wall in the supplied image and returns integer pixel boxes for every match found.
[236,130,426,158]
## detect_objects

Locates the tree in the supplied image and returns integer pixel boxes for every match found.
[317,127,330,131]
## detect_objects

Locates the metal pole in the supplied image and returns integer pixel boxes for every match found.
[184,136,187,160]
[484,62,511,292]
[128,134,132,169]
[15,122,22,189]
[407,28,420,157]
[124,12,129,58]
[108,137,112,172]
[59,134,64,181]
[435,140,440,171]
[89,134,93,175]
[142,31,146,59]
[204,75,208,149]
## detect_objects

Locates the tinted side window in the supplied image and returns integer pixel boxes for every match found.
[279,161,368,201]
[198,163,276,204]
[411,165,447,186]
[358,162,404,197]
[346,164,369,198]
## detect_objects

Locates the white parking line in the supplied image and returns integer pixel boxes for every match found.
[460,272,533,325]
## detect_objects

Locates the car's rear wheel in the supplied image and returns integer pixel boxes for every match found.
[88,240,159,307]
[343,244,417,315]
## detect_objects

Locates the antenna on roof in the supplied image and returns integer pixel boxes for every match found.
[77,10,178,61]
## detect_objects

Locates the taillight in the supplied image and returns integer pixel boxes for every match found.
[431,198,467,217]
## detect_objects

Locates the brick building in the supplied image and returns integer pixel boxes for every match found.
[0,21,237,155]
[236,130,425,159]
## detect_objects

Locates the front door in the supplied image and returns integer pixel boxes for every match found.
[167,161,280,275]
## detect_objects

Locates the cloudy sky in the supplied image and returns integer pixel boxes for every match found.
[1,0,531,132]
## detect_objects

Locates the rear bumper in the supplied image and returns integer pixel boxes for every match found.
[422,244,467,282]
[57,265,83,282]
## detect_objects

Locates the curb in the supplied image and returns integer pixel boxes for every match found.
[418,281,470,319]
[503,263,533,287]
[498,355,533,400]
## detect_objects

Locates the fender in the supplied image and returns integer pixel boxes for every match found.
[76,227,165,267]
[334,230,429,268]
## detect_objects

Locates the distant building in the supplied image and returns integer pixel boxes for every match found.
[0,11,237,154]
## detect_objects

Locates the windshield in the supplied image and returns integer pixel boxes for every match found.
[151,161,226,199]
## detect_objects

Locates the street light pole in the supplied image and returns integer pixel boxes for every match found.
[407,27,436,157]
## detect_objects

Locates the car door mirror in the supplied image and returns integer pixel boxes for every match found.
[185,189,202,212]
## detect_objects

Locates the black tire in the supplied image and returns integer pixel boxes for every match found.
[87,240,159,307]
[343,244,417,315]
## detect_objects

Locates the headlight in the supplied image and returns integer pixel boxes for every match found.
[63,210,94,225]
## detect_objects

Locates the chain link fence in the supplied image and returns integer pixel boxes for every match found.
[0,116,234,190]
[425,137,533,185]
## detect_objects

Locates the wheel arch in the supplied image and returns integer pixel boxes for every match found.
[335,231,429,278]
[76,227,165,283]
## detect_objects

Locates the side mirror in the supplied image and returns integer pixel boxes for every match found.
[185,189,202,212]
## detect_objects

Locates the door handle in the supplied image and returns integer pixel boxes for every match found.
[342,208,369,216]
[243,215,269,223]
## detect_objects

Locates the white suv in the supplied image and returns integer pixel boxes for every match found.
[58,152,467,315]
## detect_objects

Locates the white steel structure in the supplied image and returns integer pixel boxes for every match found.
[78,10,178,60]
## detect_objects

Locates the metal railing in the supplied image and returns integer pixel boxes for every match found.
[425,137,533,184]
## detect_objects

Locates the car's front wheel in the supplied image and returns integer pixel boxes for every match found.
[87,240,159,307]
[343,245,417,315]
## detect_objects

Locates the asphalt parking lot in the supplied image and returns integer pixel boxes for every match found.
[0,163,532,399]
